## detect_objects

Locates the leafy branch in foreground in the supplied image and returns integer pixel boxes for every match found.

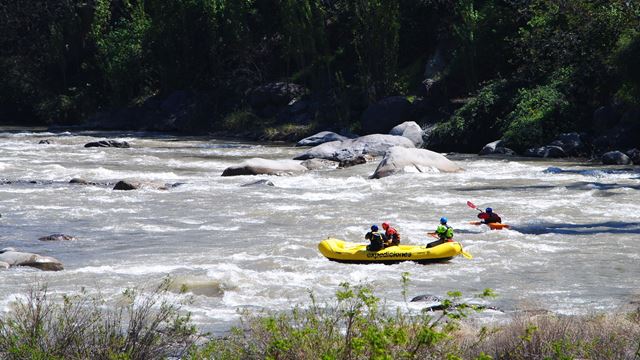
[0,278,199,360]
[190,273,491,360]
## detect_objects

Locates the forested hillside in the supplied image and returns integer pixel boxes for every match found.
[1,0,639,153]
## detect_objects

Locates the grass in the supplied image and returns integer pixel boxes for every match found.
[1,275,639,359]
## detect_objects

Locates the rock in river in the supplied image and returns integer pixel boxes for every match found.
[293,134,415,161]
[0,248,64,271]
[39,234,77,241]
[222,158,308,176]
[370,147,463,179]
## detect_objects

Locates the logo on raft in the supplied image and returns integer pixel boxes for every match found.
[366,252,412,259]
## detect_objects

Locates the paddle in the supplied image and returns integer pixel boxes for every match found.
[467,200,483,213]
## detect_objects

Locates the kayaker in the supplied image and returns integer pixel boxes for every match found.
[427,217,454,248]
[365,225,385,251]
[477,207,502,224]
[381,222,400,247]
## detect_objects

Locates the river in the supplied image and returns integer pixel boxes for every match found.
[1,129,639,333]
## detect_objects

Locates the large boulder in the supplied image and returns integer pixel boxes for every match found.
[389,121,424,147]
[602,151,631,165]
[626,148,640,164]
[549,132,587,156]
[479,140,516,156]
[248,82,308,118]
[296,131,350,147]
[293,134,415,161]
[361,96,413,134]
[0,248,64,271]
[523,146,566,158]
[221,158,308,176]
[370,147,463,179]
[84,140,130,148]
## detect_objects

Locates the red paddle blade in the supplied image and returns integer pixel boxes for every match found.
[466,201,477,209]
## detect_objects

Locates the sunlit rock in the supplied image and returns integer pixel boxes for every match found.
[222,158,308,176]
[389,121,424,147]
[370,146,463,179]
[296,131,350,147]
[293,134,415,161]
[0,248,64,271]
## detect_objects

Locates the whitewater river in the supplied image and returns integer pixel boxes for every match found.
[1,129,639,333]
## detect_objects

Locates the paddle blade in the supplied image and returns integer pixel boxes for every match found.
[461,250,473,259]
[467,201,483,212]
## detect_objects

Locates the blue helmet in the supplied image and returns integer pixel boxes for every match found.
[440,217,447,224]
[486,207,493,213]
[371,225,378,232]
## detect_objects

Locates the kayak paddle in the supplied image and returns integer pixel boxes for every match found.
[467,200,483,212]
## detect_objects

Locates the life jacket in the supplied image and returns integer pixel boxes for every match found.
[385,227,400,245]
[436,224,454,240]
[367,231,384,251]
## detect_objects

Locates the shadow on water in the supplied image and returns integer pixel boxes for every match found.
[455,181,640,193]
[513,221,640,235]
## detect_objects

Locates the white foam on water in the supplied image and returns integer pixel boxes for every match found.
[73,264,189,275]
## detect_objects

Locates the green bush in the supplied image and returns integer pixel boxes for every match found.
[0,279,197,360]
[430,80,515,152]
[190,273,494,359]
[502,83,570,152]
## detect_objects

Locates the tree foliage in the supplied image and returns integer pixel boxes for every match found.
[1,0,639,150]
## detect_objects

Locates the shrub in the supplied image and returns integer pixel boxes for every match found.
[429,80,515,152]
[0,279,198,360]
[502,83,570,152]
[190,273,493,359]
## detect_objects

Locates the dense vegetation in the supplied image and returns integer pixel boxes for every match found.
[2,276,639,359]
[1,0,640,151]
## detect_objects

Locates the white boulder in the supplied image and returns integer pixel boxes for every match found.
[370,147,463,179]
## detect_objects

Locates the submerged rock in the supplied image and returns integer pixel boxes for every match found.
[84,140,130,148]
[222,158,308,176]
[338,155,369,168]
[370,147,463,179]
[241,179,275,187]
[113,180,172,191]
[300,158,338,170]
[0,248,64,271]
[39,234,77,241]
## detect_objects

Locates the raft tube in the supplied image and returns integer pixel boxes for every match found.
[318,238,464,265]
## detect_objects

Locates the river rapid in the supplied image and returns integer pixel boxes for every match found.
[1,129,639,333]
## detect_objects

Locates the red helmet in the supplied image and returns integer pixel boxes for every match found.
[382,222,389,230]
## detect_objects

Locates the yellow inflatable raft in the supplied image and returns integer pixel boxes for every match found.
[318,238,470,264]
